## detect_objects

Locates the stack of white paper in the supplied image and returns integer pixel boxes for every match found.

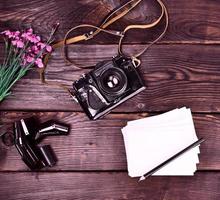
[121,107,201,178]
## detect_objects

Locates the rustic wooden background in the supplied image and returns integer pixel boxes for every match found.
[0,0,220,199]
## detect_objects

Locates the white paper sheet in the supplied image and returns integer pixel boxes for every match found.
[121,107,201,178]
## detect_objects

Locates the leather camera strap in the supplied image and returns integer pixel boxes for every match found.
[40,0,169,97]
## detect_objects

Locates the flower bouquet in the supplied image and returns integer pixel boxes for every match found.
[0,25,57,102]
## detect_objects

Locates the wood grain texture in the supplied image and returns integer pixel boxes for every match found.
[1,1,220,199]
[0,0,220,44]
[0,172,220,200]
[0,111,219,171]
[1,44,220,112]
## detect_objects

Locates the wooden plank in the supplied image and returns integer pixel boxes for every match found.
[1,44,220,112]
[0,0,220,44]
[0,172,219,200]
[0,112,219,171]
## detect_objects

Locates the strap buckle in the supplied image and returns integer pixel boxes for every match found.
[84,31,94,40]
[132,57,141,68]
[107,30,124,37]
[84,30,124,41]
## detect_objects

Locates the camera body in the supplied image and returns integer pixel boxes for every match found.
[73,55,146,120]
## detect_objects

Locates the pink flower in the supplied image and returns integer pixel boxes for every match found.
[21,31,32,40]
[27,28,33,34]
[3,30,21,39]
[17,40,24,48]
[21,33,29,39]
[26,55,35,63]
[35,58,44,68]
[27,35,41,43]
[11,40,17,46]
[36,43,52,53]
[14,31,20,37]
[31,45,40,54]
[2,28,54,69]
[1,30,11,36]
[1,30,14,38]
[37,42,46,49]
[11,39,24,48]
[21,29,41,44]
[46,45,52,52]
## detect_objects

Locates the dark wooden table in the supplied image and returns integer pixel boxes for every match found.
[0,0,220,199]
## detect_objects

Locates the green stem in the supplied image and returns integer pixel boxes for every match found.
[0,67,28,102]
[2,39,9,66]
[0,63,20,93]
[3,42,13,68]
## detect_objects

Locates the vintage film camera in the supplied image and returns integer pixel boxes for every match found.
[73,55,146,120]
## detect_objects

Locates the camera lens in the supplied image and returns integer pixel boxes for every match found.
[107,75,119,88]
[99,67,127,96]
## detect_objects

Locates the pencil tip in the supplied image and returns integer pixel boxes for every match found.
[139,176,145,182]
